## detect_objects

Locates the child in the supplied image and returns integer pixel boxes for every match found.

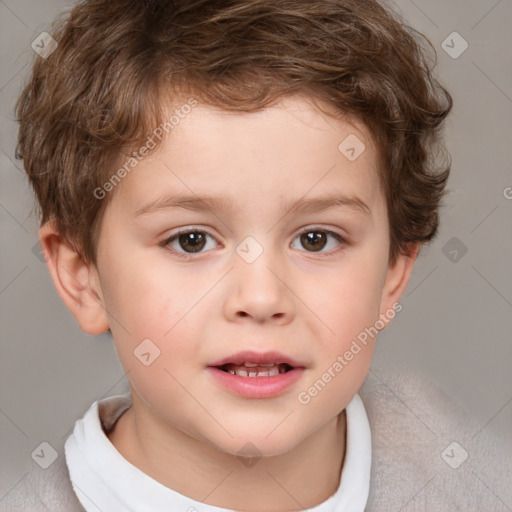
[10,0,511,511]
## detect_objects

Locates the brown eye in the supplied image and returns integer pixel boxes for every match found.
[291,229,345,254]
[177,232,206,253]
[300,231,327,252]
[164,230,216,255]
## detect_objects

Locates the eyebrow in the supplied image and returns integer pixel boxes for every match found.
[134,193,371,217]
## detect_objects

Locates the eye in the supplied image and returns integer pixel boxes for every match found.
[290,228,345,254]
[163,228,218,255]
[162,226,346,257]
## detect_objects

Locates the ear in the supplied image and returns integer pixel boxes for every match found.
[378,243,420,321]
[38,220,109,335]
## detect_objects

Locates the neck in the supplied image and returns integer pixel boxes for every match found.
[108,393,347,511]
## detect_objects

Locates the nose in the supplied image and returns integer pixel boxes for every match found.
[223,250,296,325]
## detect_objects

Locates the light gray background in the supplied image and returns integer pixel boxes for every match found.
[1,0,511,504]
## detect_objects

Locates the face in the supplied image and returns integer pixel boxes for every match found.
[90,95,406,457]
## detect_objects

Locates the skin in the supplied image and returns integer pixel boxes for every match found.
[40,94,418,511]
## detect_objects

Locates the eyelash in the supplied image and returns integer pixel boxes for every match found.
[161,226,347,259]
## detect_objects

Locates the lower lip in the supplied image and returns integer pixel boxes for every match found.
[206,367,305,398]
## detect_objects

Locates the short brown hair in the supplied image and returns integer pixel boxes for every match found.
[15,0,452,266]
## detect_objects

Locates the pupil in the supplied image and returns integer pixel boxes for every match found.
[301,231,326,252]
[179,232,206,253]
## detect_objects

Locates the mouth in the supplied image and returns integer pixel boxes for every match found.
[206,350,306,398]
[207,350,305,374]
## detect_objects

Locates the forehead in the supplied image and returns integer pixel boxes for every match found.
[108,95,384,218]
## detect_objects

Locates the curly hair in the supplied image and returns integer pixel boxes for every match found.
[15,0,452,266]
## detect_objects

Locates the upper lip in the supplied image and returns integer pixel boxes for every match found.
[207,350,306,368]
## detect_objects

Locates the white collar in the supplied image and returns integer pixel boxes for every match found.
[65,392,371,512]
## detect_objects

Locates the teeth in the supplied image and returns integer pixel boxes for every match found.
[226,365,284,377]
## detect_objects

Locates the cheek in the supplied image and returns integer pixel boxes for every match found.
[101,255,192,338]
[108,297,204,423]
[307,258,384,344]
[297,254,386,414]
[296,268,381,418]
[315,277,378,387]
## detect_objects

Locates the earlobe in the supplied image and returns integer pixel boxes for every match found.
[38,220,110,335]
[379,243,420,320]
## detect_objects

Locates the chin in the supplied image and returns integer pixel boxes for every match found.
[206,430,304,460]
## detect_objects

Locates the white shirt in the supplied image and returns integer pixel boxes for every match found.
[64,392,371,512]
